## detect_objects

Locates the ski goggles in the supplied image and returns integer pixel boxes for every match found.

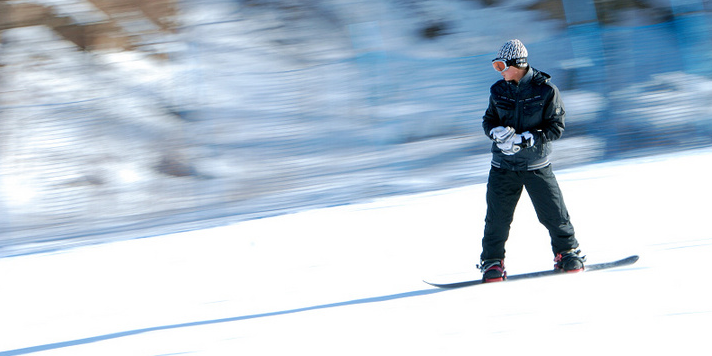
[491,57,527,72]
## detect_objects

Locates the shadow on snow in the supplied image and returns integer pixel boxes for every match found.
[0,288,444,355]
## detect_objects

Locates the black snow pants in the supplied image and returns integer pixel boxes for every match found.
[481,165,578,261]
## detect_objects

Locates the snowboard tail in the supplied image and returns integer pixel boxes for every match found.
[424,255,639,289]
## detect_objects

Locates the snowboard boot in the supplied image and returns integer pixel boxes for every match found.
[555,249,586,272]
[478,259,506,282]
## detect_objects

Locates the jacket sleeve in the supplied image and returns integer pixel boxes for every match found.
[538,84,565,142]
[482,94,500,138]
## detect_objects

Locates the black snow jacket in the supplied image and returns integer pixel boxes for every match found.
[482,67,565,171]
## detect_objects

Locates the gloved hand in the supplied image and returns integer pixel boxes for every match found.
[497,131,535,155]
[515,131,535,148]
[496,134,520,155]
[489,126,516,143]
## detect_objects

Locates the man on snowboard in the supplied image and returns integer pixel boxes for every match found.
[479,39,585,282]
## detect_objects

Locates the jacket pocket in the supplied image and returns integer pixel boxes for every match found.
[522,98,544,116]
[494,95,515,120]
[494,95,515,110]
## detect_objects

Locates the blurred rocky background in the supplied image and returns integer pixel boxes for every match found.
[1,0,711,255]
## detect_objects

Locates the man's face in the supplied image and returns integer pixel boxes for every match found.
[501,65,523,82]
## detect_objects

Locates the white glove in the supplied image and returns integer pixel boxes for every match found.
[497,131,535,155]
[489,126,516,143]
[496,134,520,155]
[514,131,535,148]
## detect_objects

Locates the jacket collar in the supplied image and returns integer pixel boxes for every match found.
[519,66,534,86]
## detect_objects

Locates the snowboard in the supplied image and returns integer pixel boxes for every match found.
[424,255,639,289]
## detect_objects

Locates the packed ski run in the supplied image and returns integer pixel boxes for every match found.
[1,149,711,355]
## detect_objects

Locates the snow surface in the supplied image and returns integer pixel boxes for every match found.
[2,1,711,353]
[1,148,711,356]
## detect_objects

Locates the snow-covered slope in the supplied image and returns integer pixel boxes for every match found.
[1,148,710,355]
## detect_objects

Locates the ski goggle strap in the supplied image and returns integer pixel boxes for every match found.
[492,57,527,72]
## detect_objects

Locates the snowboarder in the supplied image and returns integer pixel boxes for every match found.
[479,39,584,282]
